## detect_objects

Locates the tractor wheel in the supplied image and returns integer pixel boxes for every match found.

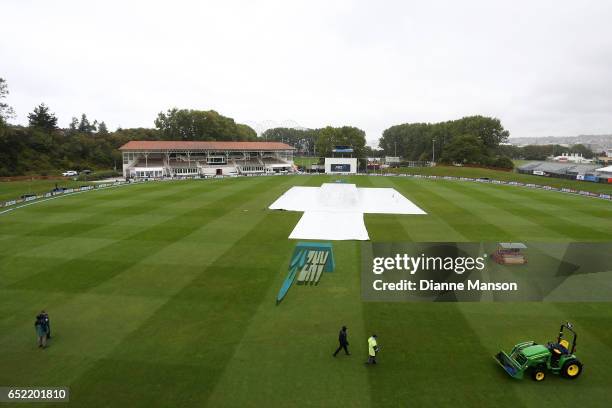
[561,359,583,379]
[530,366,546,382]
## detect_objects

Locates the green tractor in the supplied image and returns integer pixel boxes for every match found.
[495,322,583,382]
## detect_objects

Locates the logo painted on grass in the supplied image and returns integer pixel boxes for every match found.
[276,242,335,305]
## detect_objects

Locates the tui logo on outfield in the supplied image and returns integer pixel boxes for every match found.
[276,242,335,305]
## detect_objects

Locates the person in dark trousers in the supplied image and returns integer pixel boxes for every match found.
[333,326,350,357]
[35,311,48,349]
[548,339,570,367]
[41,311,51,339]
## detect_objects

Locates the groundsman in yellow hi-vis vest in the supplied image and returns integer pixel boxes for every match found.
[366,334,379,365]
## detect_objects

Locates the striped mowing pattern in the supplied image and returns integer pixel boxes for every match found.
[0,175,611,407]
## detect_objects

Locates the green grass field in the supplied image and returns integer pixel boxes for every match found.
[0,180,95,202]
[383,165,612,194]
[294,156,321,167]
[1,175,611,407]
[513,159,533,167]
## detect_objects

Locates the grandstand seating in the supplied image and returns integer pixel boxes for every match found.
[120,141,295,179]
[234,158,264,174]
[135,159,164,167]
[128,154,291,177]
[518,161,603,178]
[262,157,286,164]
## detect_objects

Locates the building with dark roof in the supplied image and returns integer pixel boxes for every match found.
[517,160,612,183]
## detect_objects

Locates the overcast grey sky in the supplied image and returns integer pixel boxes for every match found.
[2,0,612,145]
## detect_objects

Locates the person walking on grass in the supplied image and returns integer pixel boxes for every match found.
[333,326,350,357]
[41,310,51,339]
[365,334,379,365]
[35,311,49,349]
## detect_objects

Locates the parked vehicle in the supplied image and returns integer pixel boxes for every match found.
[62,170,78,177]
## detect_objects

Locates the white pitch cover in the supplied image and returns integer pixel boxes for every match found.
[269,183,427,240]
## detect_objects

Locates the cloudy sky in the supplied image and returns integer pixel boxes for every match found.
[2,0,612,145]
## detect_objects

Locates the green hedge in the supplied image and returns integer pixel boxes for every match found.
[76,170,122,181]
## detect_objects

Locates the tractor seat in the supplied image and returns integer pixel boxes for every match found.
[559,339,570,351]
[553,340,570,354]
[549,339,570,355]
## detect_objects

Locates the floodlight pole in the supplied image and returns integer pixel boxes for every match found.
[432,139,436,164]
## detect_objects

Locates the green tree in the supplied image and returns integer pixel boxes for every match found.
[315,126,366,158]
[569,144,593,158]
[497,143,522,159]
[236,123,257,141]
[261,127,320,154]
[0,78,16,126]
[379,123,431,160]
[363,146,383,158]
[521,144,568,160]
[155,108,254,141]
[28,103,58,131]
[98,121,109,135]
[78,113,96,133]
[450,116,509,149]
[379,116,510,161]
[490,155,514,169]
[440,135,487,165]
[68,117,79,131]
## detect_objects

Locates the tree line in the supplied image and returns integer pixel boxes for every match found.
[0,77,596,176]
[498,143,595,161]
[261,126,368,158]
[0,77,371,175]
[0,78,266,176]
[378,116,514,168]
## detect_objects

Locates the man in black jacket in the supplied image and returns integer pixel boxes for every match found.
[333,326,350,357]
[42,311,51,339]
